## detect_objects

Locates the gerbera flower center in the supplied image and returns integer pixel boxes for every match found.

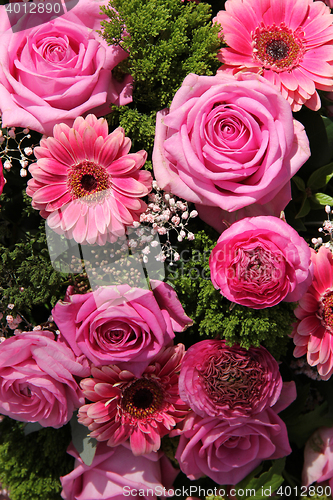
[319,290,333,333]
[252,23,305,72]
[199,349,265,411]
[121,379,164,418]
[68,160,110,201]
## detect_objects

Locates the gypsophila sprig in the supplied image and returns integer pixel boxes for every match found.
[0,118,37,178]
[312,206,333,250]
[139,181,198,264]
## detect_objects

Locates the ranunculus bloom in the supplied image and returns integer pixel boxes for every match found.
[152,72,310,231]
[0,0,132,136]
[179,339,282,419]
[214,0,333,112]
[52,281,192,377]
[78,344,189,456]
[26,114,152,245]
[209,216,313,309]
[291,246,333,380]
[0,331,89,428]
[174,403,294,485]
[302,426,333,488]
[60,441,178,500]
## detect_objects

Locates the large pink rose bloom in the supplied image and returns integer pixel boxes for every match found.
[302,426,333,488]
[0,331,89,428]
[179,339,282,419]
[52,281,192,377]
[174,400,294,485]
[0,0,132,136]
[61,441,178,500]
[78,344,189,456]
[291,246,333,380]
[209,216,313,309]
[214,0,333,112]
[153,72,310,232]
[26,114,152,245]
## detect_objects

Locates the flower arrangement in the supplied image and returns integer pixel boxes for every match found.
[1,0,333,499]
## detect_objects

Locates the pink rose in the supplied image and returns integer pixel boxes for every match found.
[52,281,192,377]
[0,0,132,136]
[303,427,333,488]
[174,407,293,485]
[209,216,313,308]
[153,72,310,232]
[0,330,89,428]
[60,441,179,500]
[179,339,283,419]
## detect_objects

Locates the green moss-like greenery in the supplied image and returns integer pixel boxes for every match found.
[0,419,73,500]
[169,229,294,360]
[101,0,221,153]
[0,220,67,322]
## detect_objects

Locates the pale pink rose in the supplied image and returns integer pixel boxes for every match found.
[179,339,283,419]
[0,330,89,428]
[303,427,333,488]
[0,0,132,136]
[174,404,294,485]
[209,216,313,309]
[153,72,310,231]
[53,281,192,377]
[60,440,179,500]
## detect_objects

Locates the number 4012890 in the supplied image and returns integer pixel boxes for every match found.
[276,485,332,497]
[5,2,61,14]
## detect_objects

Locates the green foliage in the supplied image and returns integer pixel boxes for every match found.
[169,230,293,359]
[0,220,67,321]
[232,459,285,500]
[0,418,73,500]
[101,0,221,153]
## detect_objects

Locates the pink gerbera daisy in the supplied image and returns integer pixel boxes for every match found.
[26,114,152,245]
[291,246,333,380]
[78,344,189,456]
[214,0,333,111]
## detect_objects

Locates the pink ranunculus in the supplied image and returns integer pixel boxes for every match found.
[152,72,310,231]
[174,404,294,485]
[209,216,313,309]
[52,281,192,377]
[179,339,283,419]
[60,441,179,500]
[0,330,90,428]
[0,0,132,136]
[302,426,333,488]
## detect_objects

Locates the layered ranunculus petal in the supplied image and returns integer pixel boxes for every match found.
[209,216,313,309]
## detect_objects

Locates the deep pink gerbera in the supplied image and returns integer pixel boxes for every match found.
[291,246,333,380]
[214,0,333,111]
[26,114,152,245]
[78,344,189,456]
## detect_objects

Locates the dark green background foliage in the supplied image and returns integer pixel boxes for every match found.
[0,419,73,500]
[101,0,221,154]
